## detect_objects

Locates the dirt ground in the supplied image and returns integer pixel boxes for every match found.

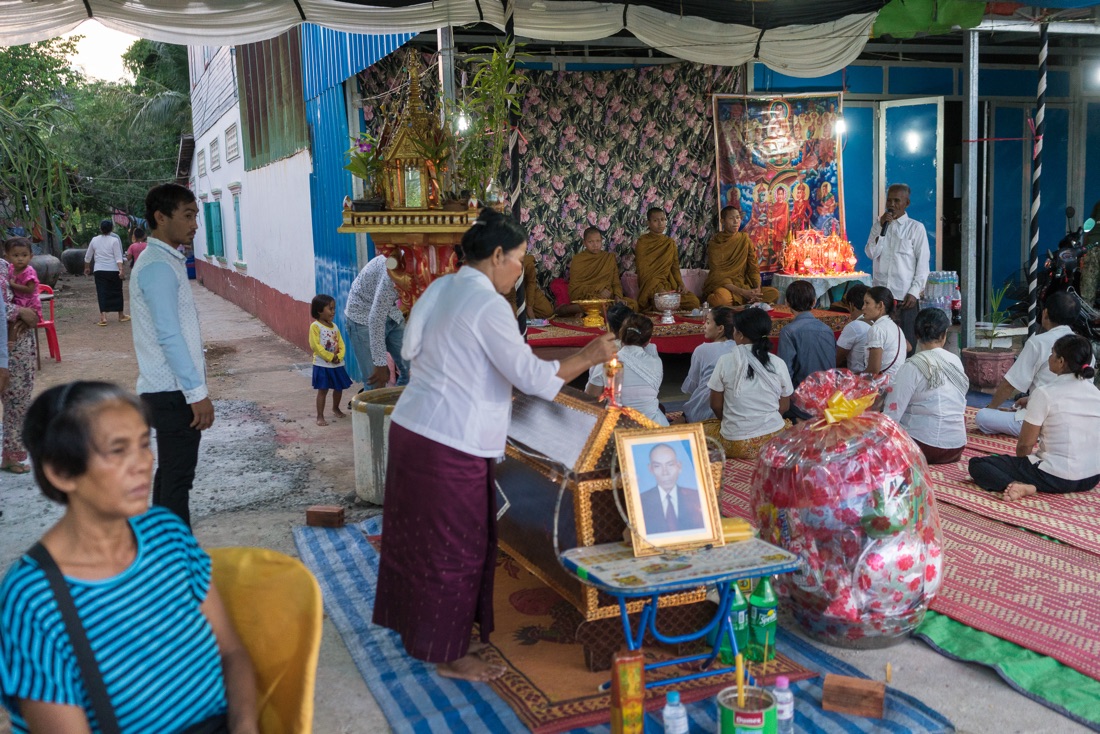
[0,273,1089,734]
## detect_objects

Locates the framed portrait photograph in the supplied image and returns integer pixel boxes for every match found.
[615,425,723,557]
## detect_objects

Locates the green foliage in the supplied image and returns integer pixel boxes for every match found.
[984,282,1012,349]
[344,130,386,196]
[0,37,81,108]
[0,102,73,235]
[122,40,191,133]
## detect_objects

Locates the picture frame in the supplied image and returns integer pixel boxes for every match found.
[614,424,724,557]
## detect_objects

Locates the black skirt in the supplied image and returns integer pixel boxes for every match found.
[93,270,124,313]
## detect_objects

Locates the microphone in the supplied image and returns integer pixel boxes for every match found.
[881,209,894,237]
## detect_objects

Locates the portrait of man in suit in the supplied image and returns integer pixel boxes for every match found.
[638,443,705,535]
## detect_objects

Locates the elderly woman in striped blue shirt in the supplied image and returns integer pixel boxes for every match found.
[0,382,258,734]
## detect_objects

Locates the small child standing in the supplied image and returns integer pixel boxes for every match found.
[310,294,352,426]
[5,239,42,322]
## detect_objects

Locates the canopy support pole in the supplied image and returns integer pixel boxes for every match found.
[960,29,979,348]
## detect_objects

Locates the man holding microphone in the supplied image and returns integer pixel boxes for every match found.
[865,183,930,355]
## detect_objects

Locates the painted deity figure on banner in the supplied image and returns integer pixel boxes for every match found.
[814,181,840,234]
[791,180,812,233]
[748,183,772,267]
[769,184,790,244]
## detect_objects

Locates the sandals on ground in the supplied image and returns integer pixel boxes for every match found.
[1,463,29,474]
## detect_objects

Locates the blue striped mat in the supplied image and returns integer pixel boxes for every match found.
[294,518,955,734]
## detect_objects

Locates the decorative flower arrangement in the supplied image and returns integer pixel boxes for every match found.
[344,127,389,198]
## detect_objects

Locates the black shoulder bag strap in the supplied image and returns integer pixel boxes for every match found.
[26,542,122,734]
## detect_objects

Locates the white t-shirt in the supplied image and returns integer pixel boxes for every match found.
[589,344,668,426]
[1025,373,1100,480]
[836,317,871,373]
[707,344,793,441]
[85,234,125,273]
[883,348,967,449]
[865,317,906,378]
[1003,324,1077,395]
[681,340,736,422]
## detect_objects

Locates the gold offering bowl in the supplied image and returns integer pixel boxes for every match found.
[574,299,612,328]
[652,291,681,325]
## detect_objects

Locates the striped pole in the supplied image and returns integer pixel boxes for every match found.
[1028,22,1047,335]
[504,0,521,225]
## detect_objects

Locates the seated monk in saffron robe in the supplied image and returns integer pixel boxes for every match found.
[523,254,555,319]
[634,207,701,312]
[703,206,781,307]
[568,227,638,310]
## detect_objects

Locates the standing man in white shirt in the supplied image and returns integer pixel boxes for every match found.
[344,255,408,390]
[865,184,930,356]
[975,291,1085,436]
[129,183,213,528]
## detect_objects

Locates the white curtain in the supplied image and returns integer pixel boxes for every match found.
[0,0,874,77]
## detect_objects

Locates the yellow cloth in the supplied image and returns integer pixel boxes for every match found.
[634,232,700,311]
[210,547,323,734]
[719,421,790,460]
[703,231,779,307]
[568,251,637,310]
[707,286,780,308]
[523,254,555,319]
[308,321,345,363]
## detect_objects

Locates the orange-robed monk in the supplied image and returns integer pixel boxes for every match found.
[634,208,701,312]
[568,227,637,310]
[702,205,780,307]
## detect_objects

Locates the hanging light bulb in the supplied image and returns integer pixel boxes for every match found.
[834,117,847,136]
[457,112,470,132]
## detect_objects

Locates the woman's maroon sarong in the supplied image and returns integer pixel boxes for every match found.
[372,422,497,663]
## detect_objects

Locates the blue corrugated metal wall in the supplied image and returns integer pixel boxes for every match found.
[302,25,414,382]
[300,25,416,101]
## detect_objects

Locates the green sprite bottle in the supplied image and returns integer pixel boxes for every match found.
[748,576,778,662]
[718,583,750,664]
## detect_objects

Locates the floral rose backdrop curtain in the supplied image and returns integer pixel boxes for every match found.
[357,55,741,289]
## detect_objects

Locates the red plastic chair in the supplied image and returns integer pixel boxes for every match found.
[35,283,60,367]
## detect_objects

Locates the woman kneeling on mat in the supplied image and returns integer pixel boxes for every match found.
[968,335,1100,502]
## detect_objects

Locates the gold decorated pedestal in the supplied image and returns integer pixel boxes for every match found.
[338,209,477,312]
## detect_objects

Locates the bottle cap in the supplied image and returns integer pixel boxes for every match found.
[667,690,680,704]
[776,675,789,689]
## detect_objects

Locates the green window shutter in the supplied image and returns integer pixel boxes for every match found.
[203,202,215,256]
[211,201,225,258]
[233,194,243,261]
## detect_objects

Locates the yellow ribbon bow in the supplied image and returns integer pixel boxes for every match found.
[822,390,875,424]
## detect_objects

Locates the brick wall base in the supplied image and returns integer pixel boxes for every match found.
[195,260,310,353]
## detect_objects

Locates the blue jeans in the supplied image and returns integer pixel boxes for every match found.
[345,316,408,387]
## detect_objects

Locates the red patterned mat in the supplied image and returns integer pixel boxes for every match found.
[720,460,1100,682]
[962,406,1019,455]
[926,454,1100,556]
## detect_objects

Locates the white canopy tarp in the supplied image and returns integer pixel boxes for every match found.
[0,0,875,76]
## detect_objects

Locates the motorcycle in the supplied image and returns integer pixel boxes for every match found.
[1037,206,1098,338]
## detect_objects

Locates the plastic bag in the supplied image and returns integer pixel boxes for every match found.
[751,370,943,647]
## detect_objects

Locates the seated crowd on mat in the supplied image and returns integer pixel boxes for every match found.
[0,383,259,733]
[974,290,1083,437]
[884,308,968,464]
[968,335,1100,501]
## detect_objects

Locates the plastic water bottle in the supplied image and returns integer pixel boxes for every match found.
[773,675,795,734]
[662,690,689,734]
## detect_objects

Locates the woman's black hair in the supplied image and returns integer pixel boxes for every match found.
[4,237,32,254]
[786,280,816,312]
[606,301,634,335]
[1052,334,1096,380]
[311,294,335,319]
[711,306,736,340]
[99,219,114,234]
[914,307,951,343]
[845,283,869,309]
[23,382,151,505]
[619,313,653,347]
[456,207,526,264]
[866,285,896,316]
[734,308,773,379]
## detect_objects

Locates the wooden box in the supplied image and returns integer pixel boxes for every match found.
[497,387,723,669]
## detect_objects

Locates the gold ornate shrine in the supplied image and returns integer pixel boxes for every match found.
[380,50,441,210]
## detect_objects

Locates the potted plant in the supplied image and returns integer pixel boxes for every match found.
[960,283,1019,389]
[344,127,387,211]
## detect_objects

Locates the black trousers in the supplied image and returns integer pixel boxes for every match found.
[968,454,1100,495]
[142,391,202,528]
[896,301,918,357]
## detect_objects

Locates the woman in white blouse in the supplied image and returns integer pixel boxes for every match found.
[969,334,1100,501]
[884,308,967,464]
[588,313,669,426]
[708,307,793,459]
[861,286,906,379]
[680,306,736,423]
[83,219,129,325]
[373,209,616,683]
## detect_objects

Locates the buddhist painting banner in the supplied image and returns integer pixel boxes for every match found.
[713,93,845,273]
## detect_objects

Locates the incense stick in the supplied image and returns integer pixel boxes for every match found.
[762,639,770,677]
[736,653,745,707]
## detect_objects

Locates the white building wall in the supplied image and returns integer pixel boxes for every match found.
[240,150,317,302]
[189,47,239,138]
[191,105,246,261]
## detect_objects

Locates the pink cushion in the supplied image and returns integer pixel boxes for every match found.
[549,277,570,306]
[621,269,708,300]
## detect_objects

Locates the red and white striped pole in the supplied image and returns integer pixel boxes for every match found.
[1028,22,1048,335]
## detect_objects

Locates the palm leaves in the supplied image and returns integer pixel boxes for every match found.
[0,101,73,232]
